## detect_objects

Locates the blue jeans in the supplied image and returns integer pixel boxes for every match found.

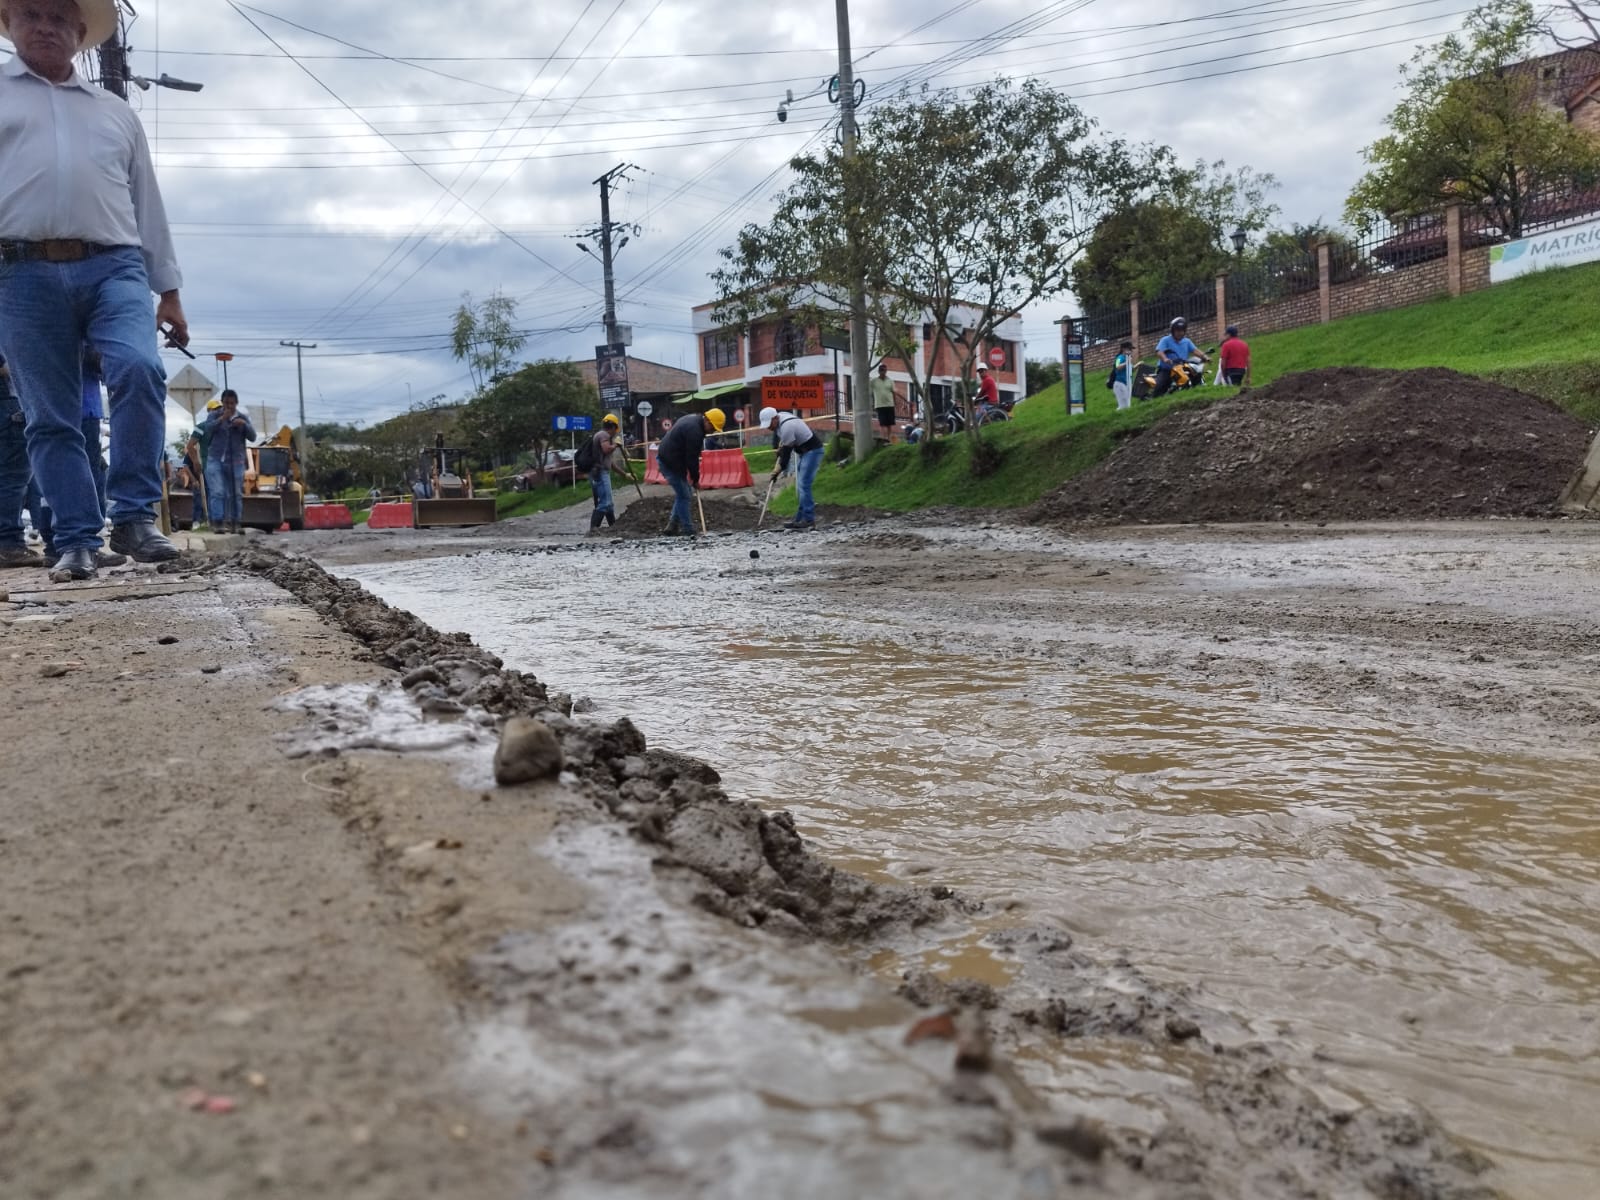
[661,466,695,532]
[0,248,168,552]
[590,467,614,518]
[204,457,224,525]
[220,460,246,527]
[795,446,824,523]
[83,415,107,518]
[0,395,29,548]
[24,476,52,552]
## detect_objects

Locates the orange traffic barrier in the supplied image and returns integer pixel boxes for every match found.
[365,501,414,530]
[642,447,751,489]
[699,448,754,489]
[304,503,354,529]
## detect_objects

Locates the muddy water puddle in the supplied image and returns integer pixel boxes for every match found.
[341,534,1600,1198]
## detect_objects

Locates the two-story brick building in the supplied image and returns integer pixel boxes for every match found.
[690,300,1025,426]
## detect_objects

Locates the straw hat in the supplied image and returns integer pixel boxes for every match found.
[0,0,120,50]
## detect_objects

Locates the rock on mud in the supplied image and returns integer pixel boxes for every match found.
[494,717,564,785]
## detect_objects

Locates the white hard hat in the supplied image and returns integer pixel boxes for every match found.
[757,406,779,427]
[975,362,988,371]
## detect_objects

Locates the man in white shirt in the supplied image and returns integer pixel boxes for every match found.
[0,0,190,581]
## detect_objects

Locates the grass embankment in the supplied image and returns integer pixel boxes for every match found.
[795,259,1600,515]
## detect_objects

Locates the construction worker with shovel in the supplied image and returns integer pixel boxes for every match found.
[655,407,724,535]
[583,413,623,532]
[760,406,824,532]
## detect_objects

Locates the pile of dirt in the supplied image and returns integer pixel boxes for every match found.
[1030,367,1593,525]
[238,548,961,941]
[605,494,888,536]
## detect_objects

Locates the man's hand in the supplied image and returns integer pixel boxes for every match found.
[156,291,189,348]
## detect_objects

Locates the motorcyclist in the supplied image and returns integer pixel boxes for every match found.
[1153,318,1205,397]
[974,363,1001,419]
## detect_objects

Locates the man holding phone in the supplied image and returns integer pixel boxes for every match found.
[0,0,190,581]
[204,389,254,534]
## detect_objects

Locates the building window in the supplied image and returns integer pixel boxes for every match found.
[774,319,806,360]
[701,332,739,371]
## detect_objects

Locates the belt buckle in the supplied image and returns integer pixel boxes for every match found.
[41,240,82,263]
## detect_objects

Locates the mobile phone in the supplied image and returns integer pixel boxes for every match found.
[160,325,196,359]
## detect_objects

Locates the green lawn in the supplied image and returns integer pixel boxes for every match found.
[792,259,1600,515]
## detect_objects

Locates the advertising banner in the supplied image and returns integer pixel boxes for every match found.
[595,343,630,411]
[1489,216,1600,283]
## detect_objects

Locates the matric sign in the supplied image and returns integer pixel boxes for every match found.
[760,375,829,411]
[595,343,630,412]
[1489,215,1600,283]
[635,400,654,417]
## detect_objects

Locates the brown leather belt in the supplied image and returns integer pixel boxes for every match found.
[0,239,117,265]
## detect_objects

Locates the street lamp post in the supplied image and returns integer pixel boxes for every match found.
[213,352,232,391]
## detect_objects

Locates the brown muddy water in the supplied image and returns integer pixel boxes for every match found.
[337,524,1600,1199]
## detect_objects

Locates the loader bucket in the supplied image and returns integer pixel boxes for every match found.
[242,494,285,530]
[413,497,498,527]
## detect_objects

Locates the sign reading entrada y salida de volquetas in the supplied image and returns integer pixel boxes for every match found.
[1489,215,1600,283]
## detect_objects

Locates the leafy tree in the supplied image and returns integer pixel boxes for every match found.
[459,359,598,477]
[1070,160,1279,312]
[450,290,527,393]
[1024,359,1062,396]
[1346,0,1600,237]
[713,78,1152,449]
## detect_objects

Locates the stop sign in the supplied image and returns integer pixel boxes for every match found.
[987,346,1006,368]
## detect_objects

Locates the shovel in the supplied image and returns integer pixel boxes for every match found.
[755,473,777,530]
[619,447,645,500]
[695,485,708,535]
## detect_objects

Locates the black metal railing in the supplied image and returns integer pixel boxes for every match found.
[1139,280,1216,335]
[1078,300,1131,347]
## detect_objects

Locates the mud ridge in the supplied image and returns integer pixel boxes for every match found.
[237,547,965,942]
[899,928,1498,1200]
[602,494,891,536]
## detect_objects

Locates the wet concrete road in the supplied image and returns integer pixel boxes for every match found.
[333,520,1600,1199]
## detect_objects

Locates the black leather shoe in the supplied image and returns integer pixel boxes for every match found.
[43,548,127,568]
[47,547,97,583]
[0,544,44,568]
[108,522,180,562]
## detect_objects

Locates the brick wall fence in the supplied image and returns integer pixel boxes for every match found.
[1080,205,1494,371]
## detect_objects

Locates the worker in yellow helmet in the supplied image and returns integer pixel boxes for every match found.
[653,407,725,535]
[583,413,624,532]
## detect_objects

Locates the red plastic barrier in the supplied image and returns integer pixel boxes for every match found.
[303,503,354,529]
[365,501,414,529]
[641,447,751,489]
[699,448,754,490]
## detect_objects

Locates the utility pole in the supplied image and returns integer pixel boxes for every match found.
[96,22,128,100]
[579,163,638,348]
[834,0,874,461]
[279,340,316,460]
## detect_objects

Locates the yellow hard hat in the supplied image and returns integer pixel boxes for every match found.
[603,413,620,428]
[704,407,726,433]
[206,398,222,410]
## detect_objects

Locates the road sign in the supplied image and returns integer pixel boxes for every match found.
[635,400,654,417]
[553,415,594,431]
[553,415,568,431]
[733,407,746,424]
[987,346,1006,368]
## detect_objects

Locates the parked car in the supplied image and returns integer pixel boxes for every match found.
[511,449,579,490]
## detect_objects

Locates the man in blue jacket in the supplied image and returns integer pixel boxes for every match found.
[204,389,255,533]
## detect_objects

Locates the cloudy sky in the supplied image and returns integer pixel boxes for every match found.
[9,0,1588,434]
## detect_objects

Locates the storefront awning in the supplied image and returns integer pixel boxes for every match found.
[672,380,748,406]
